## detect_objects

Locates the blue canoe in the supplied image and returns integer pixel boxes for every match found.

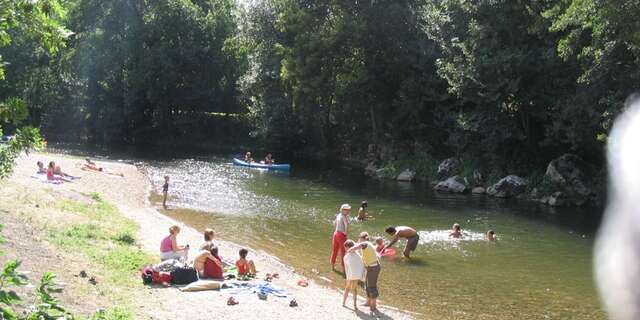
[233,158,291,171]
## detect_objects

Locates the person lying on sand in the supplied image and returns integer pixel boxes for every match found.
[47,161,71,182]
[54,164,79,179]
[384,226,419,258]
[236,248,257,277]
[81,158,124,177]
[449,223,462,239]
[160,225,189,261]
[194,242,223,279]
[37,161,46,174]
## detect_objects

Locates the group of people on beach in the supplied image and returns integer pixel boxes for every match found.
[159,225,257,280]
[331,201,496,314]
[35,158,123,183]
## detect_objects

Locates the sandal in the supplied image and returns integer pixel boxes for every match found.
[257,292,268,300]
[289,299,298,307]
[297,279,309,287]
[227,297,239,306]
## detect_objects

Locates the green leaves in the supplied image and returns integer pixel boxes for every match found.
[0,97,28,125]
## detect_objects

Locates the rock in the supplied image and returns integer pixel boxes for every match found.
[437,158,461,179]
[545,154,594,206]
[471,187,486,194]
[364,162,378,177]
[487,175,528,198]
[434,176,468,193]
[397,169,416,182]
[547,191,570,207]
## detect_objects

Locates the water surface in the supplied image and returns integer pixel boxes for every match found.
[143,156,605,319]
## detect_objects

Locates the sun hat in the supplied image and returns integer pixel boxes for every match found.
[340,203,351,211]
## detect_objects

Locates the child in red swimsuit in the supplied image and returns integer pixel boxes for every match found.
[235,248,256,276]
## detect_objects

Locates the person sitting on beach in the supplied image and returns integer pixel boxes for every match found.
[236,248,257,277]
[486,230,496,241]
[162,175,169,209]
[244,152,253,163]
[54,164,78,179]
[47,161,71,182]
[199,228,216,250]
[346,232,381,313]
[264,153,274,165]
[342,240,364,311]
[37,161,46,174]
[160,225,189,261]
[357,201,370,221]
[194,242,223,279]
[450,223,463,239]
[384,226,419,258]
[374,237,385,254]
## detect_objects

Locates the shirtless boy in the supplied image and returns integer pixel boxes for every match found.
[384,226,419,258]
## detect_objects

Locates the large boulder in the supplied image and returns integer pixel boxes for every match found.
[545,154,594,206]
[487,175,528,198]
[471,187,486,194]
[397,169,416,182]
[437,158,461,179]
[434,176,467,193]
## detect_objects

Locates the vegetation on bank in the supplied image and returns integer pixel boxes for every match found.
[0,188,153,320]
[1,0,638,187]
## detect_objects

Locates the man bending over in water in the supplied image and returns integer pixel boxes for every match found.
[384,226,419,258]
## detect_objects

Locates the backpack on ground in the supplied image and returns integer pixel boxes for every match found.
[170,267,198,285]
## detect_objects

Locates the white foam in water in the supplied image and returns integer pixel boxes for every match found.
[417,230,486,245]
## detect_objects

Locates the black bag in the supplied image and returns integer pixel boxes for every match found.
[170,267,198,285]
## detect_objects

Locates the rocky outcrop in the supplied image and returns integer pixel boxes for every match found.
[544,154,594,206]
[397,169,416,182]
[471,187,486,194]
[437,158,461,179]
[487,175,528,198]
[434,176,467,193]
[539,191,571,207]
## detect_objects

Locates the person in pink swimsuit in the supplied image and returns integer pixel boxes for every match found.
[160,225,189,261]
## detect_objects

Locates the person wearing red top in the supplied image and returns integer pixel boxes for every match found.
[235,248,256,276]
[194,242,223,279]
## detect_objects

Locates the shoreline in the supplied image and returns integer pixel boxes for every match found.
[2,151,413,319]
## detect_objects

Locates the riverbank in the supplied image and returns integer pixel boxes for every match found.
[0,152,413,319]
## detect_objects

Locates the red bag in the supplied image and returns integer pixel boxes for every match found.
[152,271,173,284]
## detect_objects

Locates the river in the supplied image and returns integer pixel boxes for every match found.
[140,155,605,319]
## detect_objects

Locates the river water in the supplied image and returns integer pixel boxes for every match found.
[141,156,605,319]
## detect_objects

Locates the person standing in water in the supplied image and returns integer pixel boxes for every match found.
[330,203,351,272]
[162,175,170,209]
[384,226,419,258]
[357,201,370,221]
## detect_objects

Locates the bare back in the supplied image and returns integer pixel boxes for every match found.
[396,226,417,239]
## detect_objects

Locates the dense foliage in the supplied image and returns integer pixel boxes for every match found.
[1,0,639,176]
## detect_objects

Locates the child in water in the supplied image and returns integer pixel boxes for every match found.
[486,230,496,241]
[357,201,370,221]
[162,175,169,209]
[450,223,462,239]
[236,248,257,277]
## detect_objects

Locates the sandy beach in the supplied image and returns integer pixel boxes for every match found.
[0,151,413,320]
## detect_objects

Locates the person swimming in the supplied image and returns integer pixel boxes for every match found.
[486,230,496,241]
[450,223,462,239]
[357,201,370,221]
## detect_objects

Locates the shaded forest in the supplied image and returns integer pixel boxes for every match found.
[2,0,639,185]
